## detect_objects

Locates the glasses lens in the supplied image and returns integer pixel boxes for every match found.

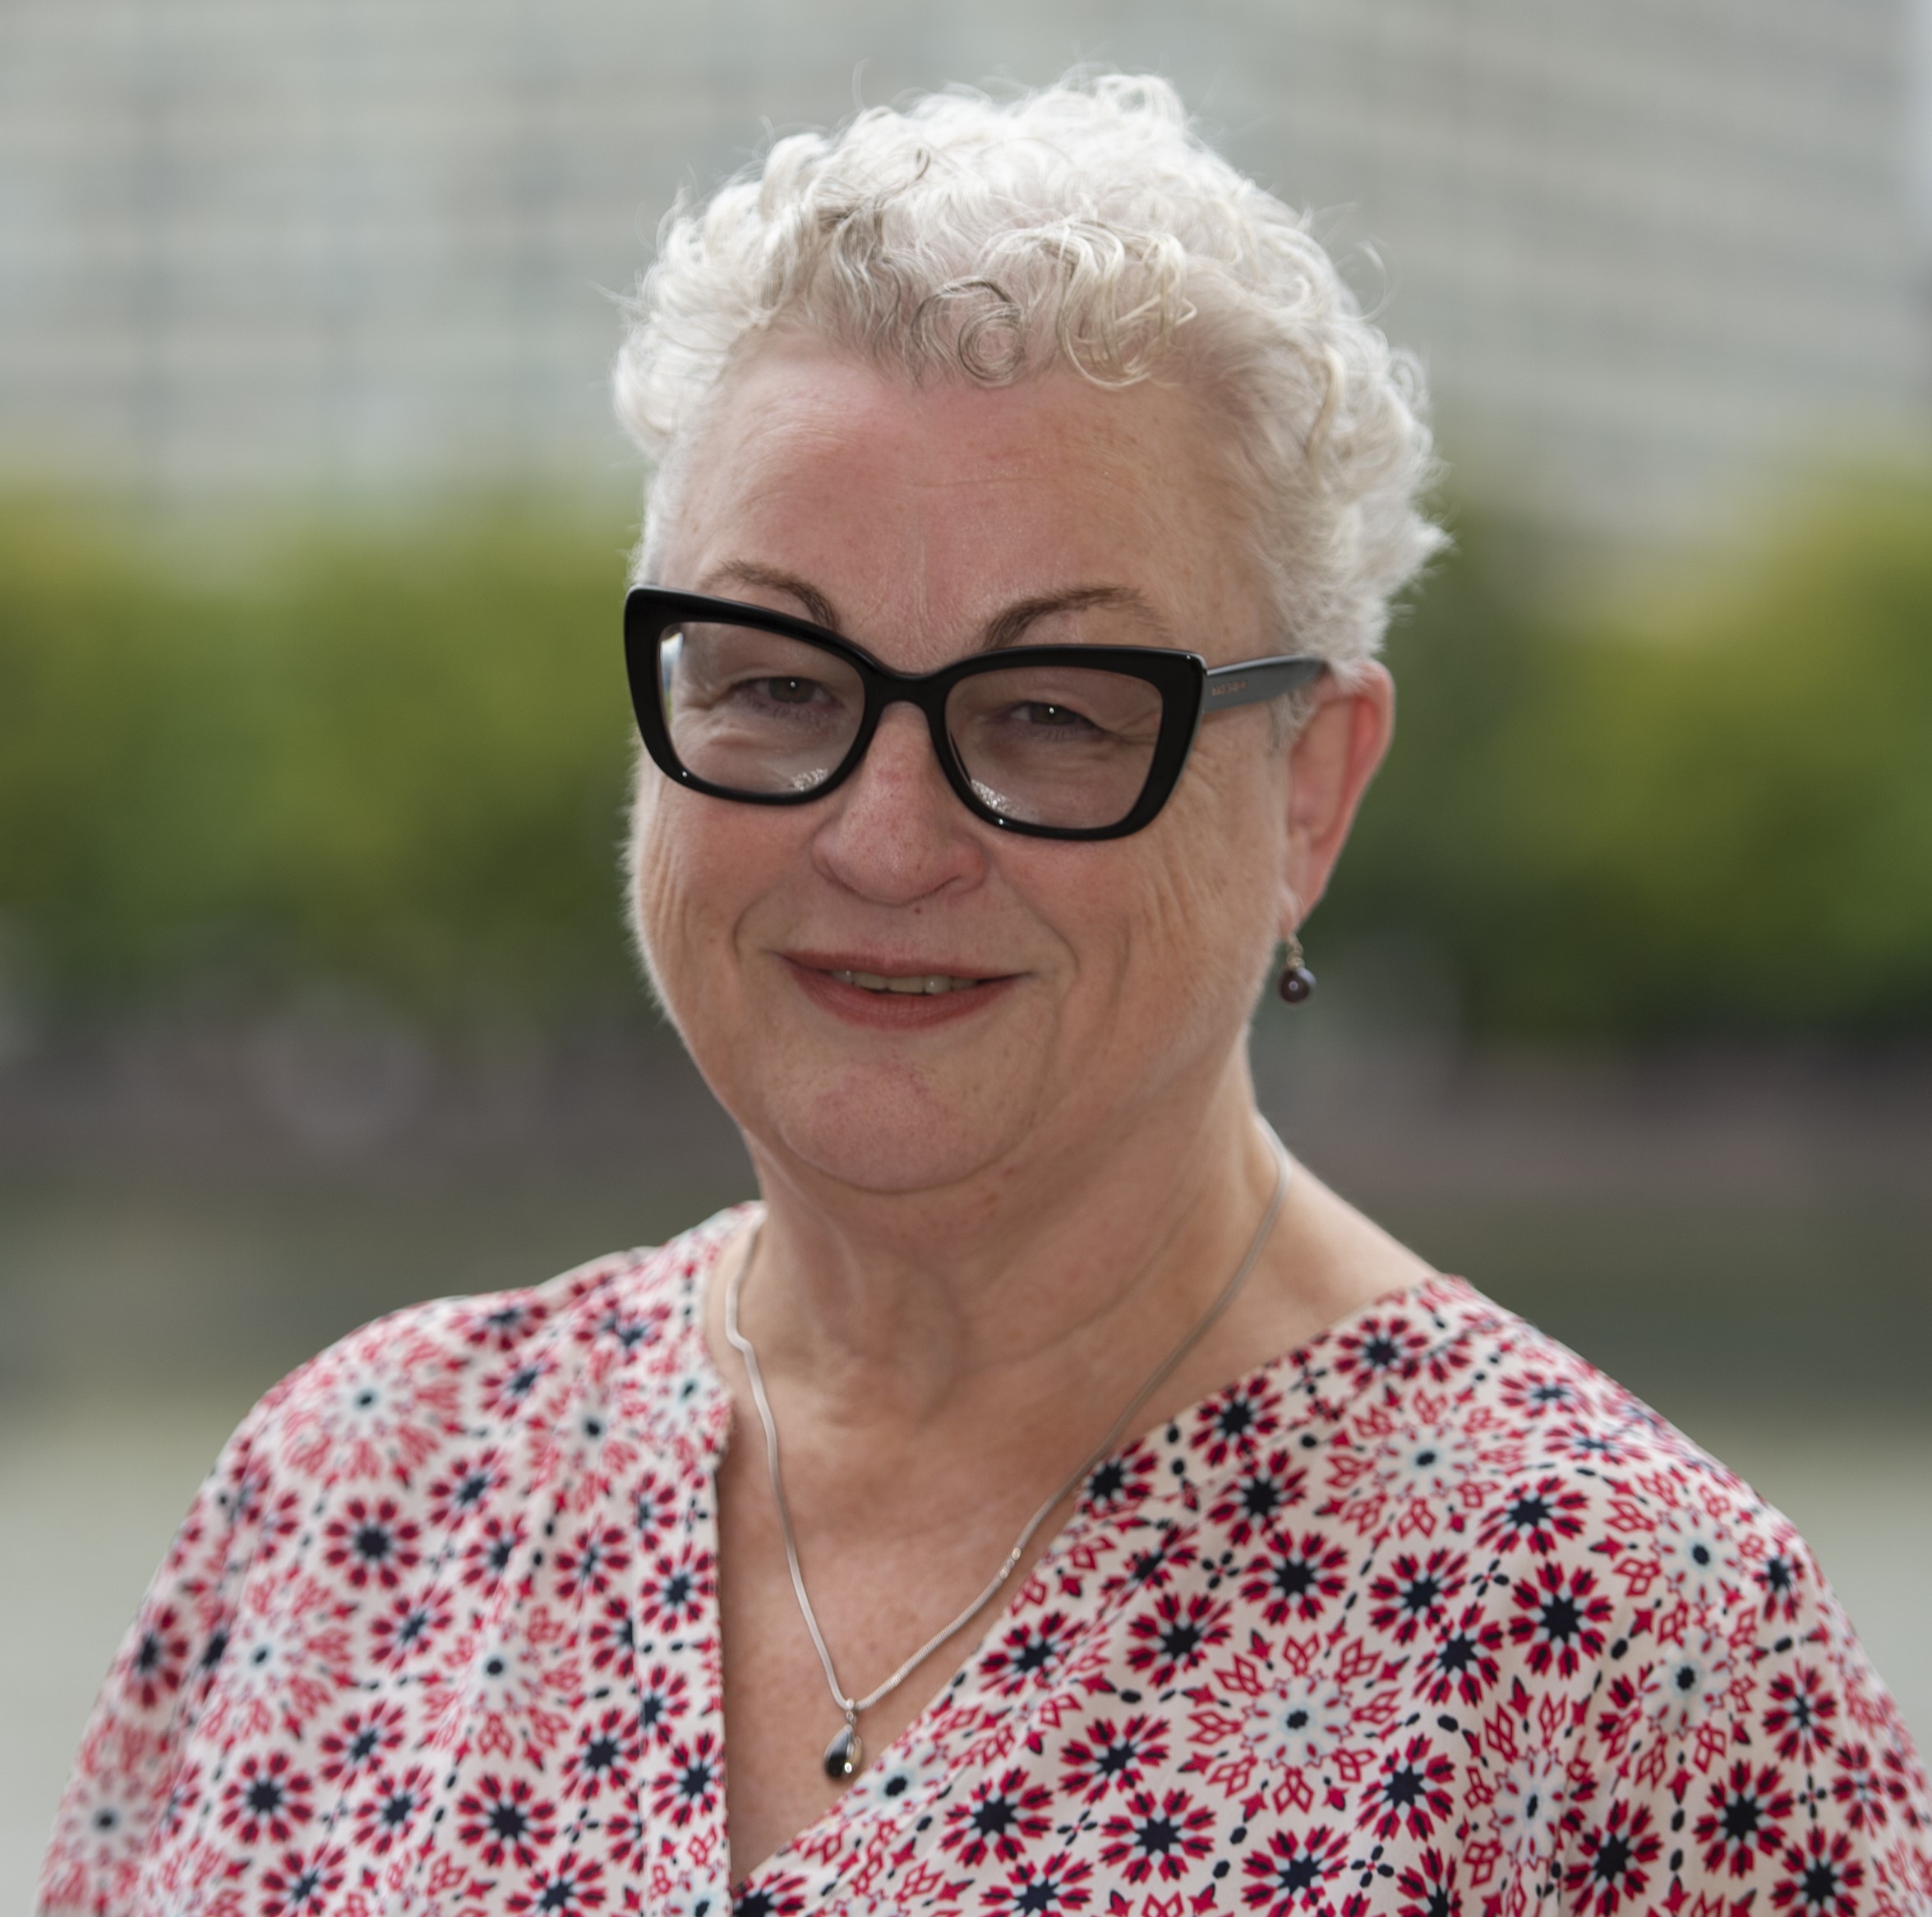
[658,622,865,796]
[946,664,1166,830]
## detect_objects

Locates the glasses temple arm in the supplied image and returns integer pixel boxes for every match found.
[1201,654,1326,712]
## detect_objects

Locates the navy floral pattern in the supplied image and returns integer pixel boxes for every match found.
[39,1209,1932,1916]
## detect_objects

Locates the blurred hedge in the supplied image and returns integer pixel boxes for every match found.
[2,482,1930,1041]
[1334,478,1932,1039]
[0,498,642,1025]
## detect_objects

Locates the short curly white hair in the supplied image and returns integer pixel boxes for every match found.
[614,74,1443,666]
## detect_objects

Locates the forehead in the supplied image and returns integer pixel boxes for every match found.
[660,343,1268,664]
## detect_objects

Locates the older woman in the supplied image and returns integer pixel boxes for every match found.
[42,76,1928,1917]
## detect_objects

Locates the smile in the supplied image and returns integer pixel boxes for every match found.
[782,955,1017,1028]
[828,970,984,996]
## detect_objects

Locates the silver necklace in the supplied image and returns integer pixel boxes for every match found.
[723,1126,1293,1786]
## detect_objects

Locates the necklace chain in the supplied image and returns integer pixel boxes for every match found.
[723,1125,1293,1781]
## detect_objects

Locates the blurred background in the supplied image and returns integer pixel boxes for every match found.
[3,0,1931,1897]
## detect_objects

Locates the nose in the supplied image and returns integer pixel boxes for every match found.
[809,702,988,904]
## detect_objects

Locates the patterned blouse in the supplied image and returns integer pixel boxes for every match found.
[40,1208,1932,1917]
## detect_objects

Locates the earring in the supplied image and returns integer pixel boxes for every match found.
[1278,932,1316,1005]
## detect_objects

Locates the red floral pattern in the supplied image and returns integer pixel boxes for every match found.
[39,1210,1931,1917]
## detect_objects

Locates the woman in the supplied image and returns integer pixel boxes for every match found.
[42,76,1928,1917]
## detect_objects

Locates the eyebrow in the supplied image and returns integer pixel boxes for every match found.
[693,565,1173,653]
[981,585,1173,650]
[695,561,841,632]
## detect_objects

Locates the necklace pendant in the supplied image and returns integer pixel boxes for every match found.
[822,1720,864,1783]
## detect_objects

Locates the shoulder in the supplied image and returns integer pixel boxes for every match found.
[1174,1280,1932,1912]
[228,1205,749,1506]
[1285,1277,1908,1735]
[35,1209,751,1915]
[1323,1283,1926,1820]
[1315,1277,1824,1604]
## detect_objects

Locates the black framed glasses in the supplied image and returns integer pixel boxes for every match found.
[625,587,1326,841]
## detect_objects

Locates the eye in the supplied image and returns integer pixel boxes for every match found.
[1012,701,1100,731]
[719,671,844,716]
[752,675,820,705]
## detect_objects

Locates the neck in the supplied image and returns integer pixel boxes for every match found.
[721,1056,1288,1431]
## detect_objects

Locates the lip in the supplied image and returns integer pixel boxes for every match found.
[779,952,1020,1030]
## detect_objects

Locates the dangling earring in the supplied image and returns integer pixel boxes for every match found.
[1278,931,1316,1005]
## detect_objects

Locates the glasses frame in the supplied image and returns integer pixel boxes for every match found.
[624,586,1326,841]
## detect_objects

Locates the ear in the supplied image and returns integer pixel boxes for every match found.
[1276,661,1395,938]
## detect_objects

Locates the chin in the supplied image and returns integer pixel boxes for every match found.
[749,1067,1040,1197]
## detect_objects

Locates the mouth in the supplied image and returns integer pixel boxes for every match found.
[781,952,1018,1026]
[825,968,986,997]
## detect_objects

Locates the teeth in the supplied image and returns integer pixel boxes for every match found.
[830,969,980,995]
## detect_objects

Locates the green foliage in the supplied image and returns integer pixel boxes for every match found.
[2,482,1930,1039]
[1327,480,1932,1039]
[0,498,642,1023]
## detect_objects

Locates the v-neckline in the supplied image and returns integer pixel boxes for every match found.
[666,1211,1482,1898]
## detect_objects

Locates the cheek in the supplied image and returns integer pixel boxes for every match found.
[626,774,766,1016]
[1123,744,1284,1018]
[625,778,692,1025]
[626,772,680,967]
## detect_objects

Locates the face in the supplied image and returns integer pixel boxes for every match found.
[634,342,1369,1198]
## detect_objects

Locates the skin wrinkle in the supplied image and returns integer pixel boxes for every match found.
[636,346,1284,1214]
[632,343,1375,1280]
[629,341,1420,1873]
